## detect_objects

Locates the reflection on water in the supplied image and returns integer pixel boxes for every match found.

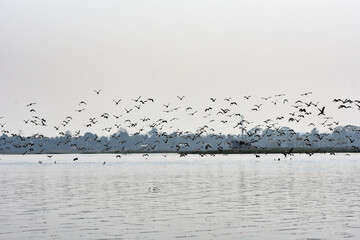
[0,153,360,240]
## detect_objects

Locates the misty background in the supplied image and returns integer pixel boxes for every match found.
[1,0,360,137]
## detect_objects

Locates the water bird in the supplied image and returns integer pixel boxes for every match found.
[188,111,198,116]
[220,108,230,114]
[261,96,271,100]
[113,99,121,105]
[93,89,102,94]
[283,148,294,157]
[148,187,160,193]
[124,108,133,114]
[338,105,352,109]
[27,103,36,107]
[301,91,312,96]
[113,115,122,119]
[318,106,325,116]
[132,96,141,102]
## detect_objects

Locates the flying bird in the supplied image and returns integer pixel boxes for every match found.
[177,96,185,100]
[318,106,325,116]
[132,96,141,102]
[188,111,198,116]
[113,115,122,119]
[301,92,312,96]
[124,108,133,114]
[93,89,102,94]
[113,99,121,105]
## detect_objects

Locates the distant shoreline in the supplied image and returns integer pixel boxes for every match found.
[1,147,359,155]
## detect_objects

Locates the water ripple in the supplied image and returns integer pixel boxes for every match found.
[0,153,359,239]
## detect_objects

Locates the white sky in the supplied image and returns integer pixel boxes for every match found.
[0,0,359,136]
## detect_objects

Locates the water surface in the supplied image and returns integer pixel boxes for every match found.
[1,153,359,240]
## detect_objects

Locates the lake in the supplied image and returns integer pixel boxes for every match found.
[0,153,359,240]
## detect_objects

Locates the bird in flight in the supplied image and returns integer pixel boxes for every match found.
[27,103,36,107]
[124,108,133,114]
[301,92,312,96]
[132,96,141,102]
[177,96,185,100]
[188,111,198,116]
[113,115,122,119]
[318,106,325,116]
[94,89,102,94]
[113,99,121,105]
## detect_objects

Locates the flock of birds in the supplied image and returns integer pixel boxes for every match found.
[0,89,360,164]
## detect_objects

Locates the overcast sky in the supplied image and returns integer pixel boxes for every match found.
[1,0,359,136]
